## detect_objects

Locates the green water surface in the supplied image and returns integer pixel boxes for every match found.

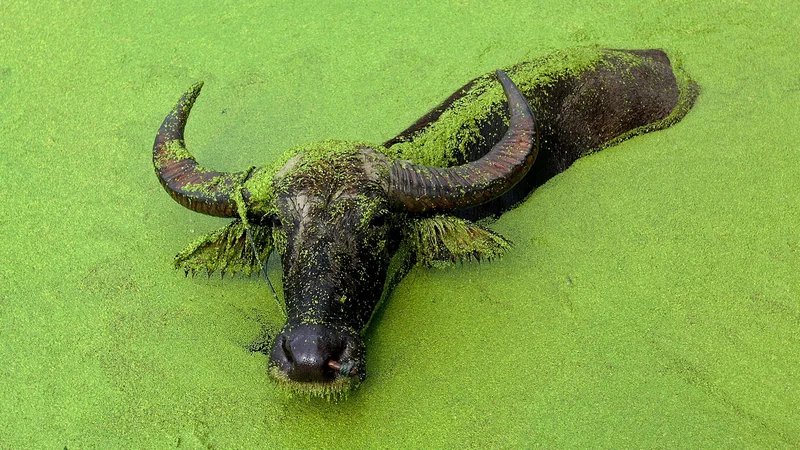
[1,0,798,447]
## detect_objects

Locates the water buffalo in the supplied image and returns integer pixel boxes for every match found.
[153,47,697,397]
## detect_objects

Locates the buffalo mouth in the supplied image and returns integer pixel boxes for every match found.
[267,323,365,398]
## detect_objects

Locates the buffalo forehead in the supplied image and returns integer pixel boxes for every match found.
[274,147,388,192]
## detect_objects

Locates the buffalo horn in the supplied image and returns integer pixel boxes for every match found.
[153,81,250,218]
[388,70,538,213]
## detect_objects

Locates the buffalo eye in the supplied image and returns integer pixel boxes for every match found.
[369,213,386,228]
[269,214,282,228]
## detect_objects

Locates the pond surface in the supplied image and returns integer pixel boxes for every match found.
[1,0,798,447]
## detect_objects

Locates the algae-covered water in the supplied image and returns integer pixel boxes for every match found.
[2,0,799,447]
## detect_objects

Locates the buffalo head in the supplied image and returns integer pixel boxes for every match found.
[153,71,537,395]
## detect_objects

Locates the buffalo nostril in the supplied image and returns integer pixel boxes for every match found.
[281,336,294,364]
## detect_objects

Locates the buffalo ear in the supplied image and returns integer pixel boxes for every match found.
[405,215,511,268]
[174,219,272,277]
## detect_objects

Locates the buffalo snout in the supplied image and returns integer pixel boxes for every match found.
[269,323,365,384]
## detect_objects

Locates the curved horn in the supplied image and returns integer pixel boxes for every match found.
[153,81,250,218]
[388,70,538,213]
